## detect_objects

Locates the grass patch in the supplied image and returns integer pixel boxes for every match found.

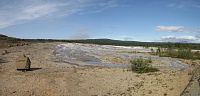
[118,51,138,54]
[130,58,158,73]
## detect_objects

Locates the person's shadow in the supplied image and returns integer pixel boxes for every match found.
[29,68,42,71]
[17,68,42,72]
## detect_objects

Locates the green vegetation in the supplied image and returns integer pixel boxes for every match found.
[130,58,158,73]
[154,48,200,59]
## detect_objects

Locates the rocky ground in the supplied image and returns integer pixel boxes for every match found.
[0,42,199,96]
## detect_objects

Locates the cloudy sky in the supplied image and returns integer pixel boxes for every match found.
[0,0,200,43]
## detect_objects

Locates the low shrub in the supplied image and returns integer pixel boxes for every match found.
[130,58,158,73]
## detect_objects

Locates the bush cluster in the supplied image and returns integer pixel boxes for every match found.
[130,58,158,73]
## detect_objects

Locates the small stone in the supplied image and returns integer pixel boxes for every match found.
[12,91,16,93]
[169,87,174,90]
[148,90,152,94]
[2,50,9,55]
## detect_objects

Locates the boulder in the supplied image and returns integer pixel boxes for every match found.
[16,54,31,71]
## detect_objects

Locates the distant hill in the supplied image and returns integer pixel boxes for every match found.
[0,34,8,38]
[0,34,28,48]
[0,34,18,40]
[0,34,200,50]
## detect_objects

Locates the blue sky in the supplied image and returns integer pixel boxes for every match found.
[0,0,200,43]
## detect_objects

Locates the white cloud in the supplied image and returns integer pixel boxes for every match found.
[167,3,185,9]
[160,35,199,43]
[0,1,64,29]
[167,0,200,9]
[156,26,184,32]
[86,0,118,13]
[21,4,58,20]
[0,0,119,29]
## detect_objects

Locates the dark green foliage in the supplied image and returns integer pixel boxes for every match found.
[130,58,158,73]
[156,47,162,55]
[150,48,154,53]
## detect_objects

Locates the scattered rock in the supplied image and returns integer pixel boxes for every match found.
[148,90,152,94]
[162,83,168,88]
[8,44,13,47]
[2,50,9,55]
[169,87,174,91]
[127,87,135,92]
[134,81,144,89]
[15,54,31,71]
